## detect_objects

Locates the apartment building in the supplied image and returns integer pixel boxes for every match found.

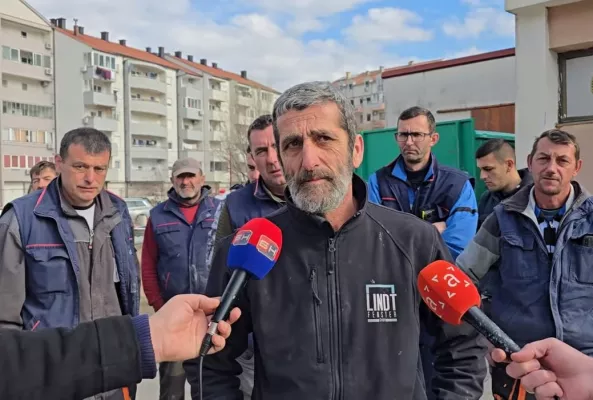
[333,68,387,131]
[0,0,55,205]
[52,19,197,198]
[166,53,280,187]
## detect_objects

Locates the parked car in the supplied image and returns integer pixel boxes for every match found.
[124,197,153,227]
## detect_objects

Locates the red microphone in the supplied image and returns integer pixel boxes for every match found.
[417,260,520,354]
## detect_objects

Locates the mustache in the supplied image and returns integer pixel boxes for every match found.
[293,169,333,184]
[541,173,559,180]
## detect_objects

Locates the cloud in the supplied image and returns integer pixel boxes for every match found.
[249,0,377,17]
[30,0,420,91]
[443,5,514,39]
[344,7,433,43]
[445,46,485,59]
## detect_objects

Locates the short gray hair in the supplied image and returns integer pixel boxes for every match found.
[272,81,358,152]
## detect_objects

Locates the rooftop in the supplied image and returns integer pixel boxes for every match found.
[171,56,280,94]
[382,48,515,80]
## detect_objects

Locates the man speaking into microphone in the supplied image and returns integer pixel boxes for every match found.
[196,81,487,400]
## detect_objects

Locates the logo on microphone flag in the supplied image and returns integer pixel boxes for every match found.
[256,235,279,261]
[232,230,252,245]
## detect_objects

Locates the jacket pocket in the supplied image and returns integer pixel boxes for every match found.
[25,245,71,294]
[500,234,541,280]
[570,235,593,284]
[309,267,325,364]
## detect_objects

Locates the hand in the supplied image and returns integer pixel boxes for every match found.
[491,338,593,399]
[432,221,446,234]
[149,294,241,362]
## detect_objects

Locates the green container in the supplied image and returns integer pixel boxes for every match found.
[354,118,515,200]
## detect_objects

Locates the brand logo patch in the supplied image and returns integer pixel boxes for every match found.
[366,284,397,323]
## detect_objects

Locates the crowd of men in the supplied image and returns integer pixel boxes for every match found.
[0,79,591,400]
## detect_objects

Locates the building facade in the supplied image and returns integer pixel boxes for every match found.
[0,0,55,204]
[382,51,516,133]
[166,53,280,187]
[53,20,194,198]
[507,0,593,190]
[332,68,387,131]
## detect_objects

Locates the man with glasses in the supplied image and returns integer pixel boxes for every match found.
[367,106,479,399]
[0,128,140,400]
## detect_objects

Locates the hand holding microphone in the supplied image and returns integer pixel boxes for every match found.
[417,261,559,400]
[199,217,282,357]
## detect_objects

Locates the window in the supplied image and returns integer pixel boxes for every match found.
[2,80,6,88]
[186,98,201,109]
[350,100,354,106]
[22,83,27,91]
[115,160,121,169]
[2,102,53,119]
[209,161,228,172]
[1,46,50,67]
[168,142,172,149]
[367,114,371,122]
[91,52,116,70]
[21,31,27,38]
[559,49,593,123]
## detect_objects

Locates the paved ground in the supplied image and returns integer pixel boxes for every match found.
[134,245,493,400]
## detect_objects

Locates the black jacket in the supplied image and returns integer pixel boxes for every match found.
[0,315,144,399]
[477,168,532,229]
[191,175,487,400]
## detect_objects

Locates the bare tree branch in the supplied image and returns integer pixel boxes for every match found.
[216,123,250,185]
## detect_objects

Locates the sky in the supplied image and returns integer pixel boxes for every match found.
[30,0,515,91]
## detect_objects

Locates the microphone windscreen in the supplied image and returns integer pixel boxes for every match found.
[417,260,481,325]
[226,217,283,280]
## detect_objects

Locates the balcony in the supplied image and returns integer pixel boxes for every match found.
[130,168,168,182]
[182,107,203,120]
[85,116,118,132]
[180,86,202,99]
[130,122,168,138]
[129,76,167,93]
[236,95,253,107]
[83,66,116,82]
[211,171,229,183]
[106,168,121,182]
[2,61,52,82]
[83,90,116,108]
[130,145,168,160]
[209,89,228,102]
[181,150,204,160]
[210,110,228,122]
[236,115,251,126]
[130,99,167,116]
[181,128,203,141]
[211,130,226,141]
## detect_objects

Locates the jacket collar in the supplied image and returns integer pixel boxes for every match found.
[502,180,591,217]
[391,153,436,183]
[285,173,368,235]
[253,176,285,203]
[34,177,116,219]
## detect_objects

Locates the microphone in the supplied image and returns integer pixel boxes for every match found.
[198,217,282,357]
[416,260,520,354]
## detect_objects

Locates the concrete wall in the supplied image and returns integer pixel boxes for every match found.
[383,56,516,128]
[510,0,593,190]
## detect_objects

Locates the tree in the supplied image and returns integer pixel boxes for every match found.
[216,122,250,186]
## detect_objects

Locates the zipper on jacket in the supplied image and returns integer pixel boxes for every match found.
[309,268,325,363]
[327,237,341,400]
[88,229,94,250]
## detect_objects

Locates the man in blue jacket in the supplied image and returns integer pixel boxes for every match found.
[367,106,479,396]
[186,115,286,399]
[141,157,220,400]
[0,127,140,400]
[457,129,592,400]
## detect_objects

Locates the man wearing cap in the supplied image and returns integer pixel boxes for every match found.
[141,158,220,400]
